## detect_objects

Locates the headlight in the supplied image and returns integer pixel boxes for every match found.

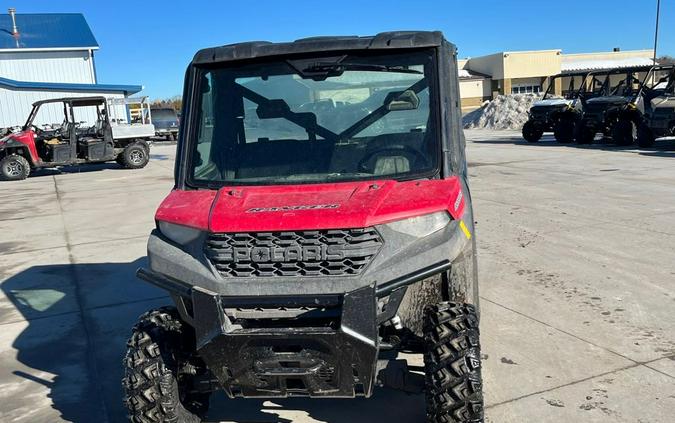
[157,221,201,245]
[385,211,451,238]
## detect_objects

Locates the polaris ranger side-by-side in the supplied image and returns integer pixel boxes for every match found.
[574,66,653,145]
[614,65,675,147]
[522,71,591,143]
[0,97,154,180]
[123,32,483,423]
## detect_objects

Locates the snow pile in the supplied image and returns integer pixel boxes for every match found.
[462,94,541,130]
[458,69,472,78]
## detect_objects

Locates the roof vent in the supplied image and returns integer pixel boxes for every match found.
[8,8,18,36]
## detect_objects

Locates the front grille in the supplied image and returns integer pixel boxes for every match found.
[205,228,383,277]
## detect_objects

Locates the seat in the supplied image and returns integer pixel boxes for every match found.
[373,156,410,175]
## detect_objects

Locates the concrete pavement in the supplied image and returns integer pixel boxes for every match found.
[0,132,673,422]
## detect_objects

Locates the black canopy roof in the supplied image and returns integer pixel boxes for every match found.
[192,31,450,65]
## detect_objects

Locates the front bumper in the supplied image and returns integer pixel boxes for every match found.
[138,215,476,398]
[187,284,379,398]
[155,128,179,135]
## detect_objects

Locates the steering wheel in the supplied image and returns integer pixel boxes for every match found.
[357,145,428,174]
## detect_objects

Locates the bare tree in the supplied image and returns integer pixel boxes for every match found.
[151,96,182,111]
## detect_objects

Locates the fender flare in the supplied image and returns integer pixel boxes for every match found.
[0,139,35,166]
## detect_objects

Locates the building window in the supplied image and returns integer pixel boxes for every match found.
[511,85,541,94]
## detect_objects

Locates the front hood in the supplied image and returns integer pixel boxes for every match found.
[652,97,675,108]
[1,130,28,146]
[155,178,466,232]
[586,96,630,106]
[532,98,571,108]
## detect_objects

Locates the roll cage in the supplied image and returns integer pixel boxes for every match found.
[540,66,654,103]
[583,66,654,99]
[23,96,110,131]
[541,71,591,100]
[632,65,675,103]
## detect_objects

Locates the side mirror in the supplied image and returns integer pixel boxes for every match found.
[384,90,420,111]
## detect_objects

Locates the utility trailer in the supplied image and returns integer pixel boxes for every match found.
[0,96,153,180]
[123,31,483,423]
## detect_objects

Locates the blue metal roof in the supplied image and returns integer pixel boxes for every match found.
[0,13,99,50]
[0,77,142,95]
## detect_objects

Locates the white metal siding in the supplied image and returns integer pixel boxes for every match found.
[0,50,94,84]
[0,87,125,128]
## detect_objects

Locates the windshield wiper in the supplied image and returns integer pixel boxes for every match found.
[303,63,423,75]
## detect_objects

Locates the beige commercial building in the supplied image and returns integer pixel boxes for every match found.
[458,48,655,111]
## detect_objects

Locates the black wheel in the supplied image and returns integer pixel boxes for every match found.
[0,154,31,181]
[612,119,636,146]
[553,118,574,143]
[424,302,483,423]
[521,121,543,143]
[120,142,150,169]
[123,307,210,423]
[574,122,595,144]
[637,123,655,148]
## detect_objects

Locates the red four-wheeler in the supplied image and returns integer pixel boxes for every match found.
[0,96,154,181]
[124,31,482,423]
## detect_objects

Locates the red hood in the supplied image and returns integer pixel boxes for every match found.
[156,177,465,232]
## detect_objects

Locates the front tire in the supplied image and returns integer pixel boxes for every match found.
[637,123,655,148]
[123,307,209,423]
[553,117,574,143]
[0,154,31,181]
[119,142,150,169]
[612,119,636,146]
[522,121,543,143]
[574,122,595,144]
[424,302,483,423]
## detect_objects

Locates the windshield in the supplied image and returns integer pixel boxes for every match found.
[188,50,439,186]
[542,74,589,100]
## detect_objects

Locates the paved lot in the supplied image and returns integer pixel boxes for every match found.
[0,131,674,422]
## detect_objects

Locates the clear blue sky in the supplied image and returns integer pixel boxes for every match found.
[20,0,675,99]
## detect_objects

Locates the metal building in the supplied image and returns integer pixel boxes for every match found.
[458,48,655,111]
[0,10,143,128]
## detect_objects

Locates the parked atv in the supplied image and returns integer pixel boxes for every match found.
[573,66,652,145]
[0,96,154,181]
[613,65,675,148]
[522,71,590,143]
[123,31,483,423]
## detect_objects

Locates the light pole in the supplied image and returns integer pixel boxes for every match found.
[653,0,660,66]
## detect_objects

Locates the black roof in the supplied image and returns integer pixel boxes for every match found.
[192,31,449,65]
[32,96,107,107]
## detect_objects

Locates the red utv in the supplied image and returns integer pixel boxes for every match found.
[0,96,154,181]
[124,31,483,423]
